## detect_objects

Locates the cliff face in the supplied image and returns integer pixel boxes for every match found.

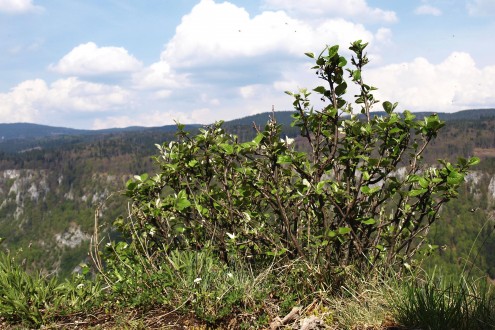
[0,168,127,276]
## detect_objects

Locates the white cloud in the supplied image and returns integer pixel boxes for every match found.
[0,0,42,14]
[50,42,142,77]
[0,77,133,125]
[467,0,495,16]
[414,5,442,16]
[240,84,263,99]
[45,77,131,112]
[0,79,45,122]
[132,60,187,90]
[162,1,305,66]
[374,28,392,46]
[91,108,208,129]
[161,0,377,69]
[366,52,495,112]
[262,0,397,23]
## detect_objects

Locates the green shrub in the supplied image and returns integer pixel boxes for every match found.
[120,40,477,285]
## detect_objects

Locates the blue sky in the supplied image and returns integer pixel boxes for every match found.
[1,0,494,129]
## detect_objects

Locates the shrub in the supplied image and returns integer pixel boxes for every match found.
[118,40,478,287]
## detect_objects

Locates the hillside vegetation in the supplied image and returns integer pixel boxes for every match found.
[0,41,494,329]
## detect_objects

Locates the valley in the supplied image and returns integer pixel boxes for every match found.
[1,109,495,278]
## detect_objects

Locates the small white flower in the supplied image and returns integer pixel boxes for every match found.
[226,232,236,240]
[194,277,202,284]
[227,272,233,278]
[280,136,295,146]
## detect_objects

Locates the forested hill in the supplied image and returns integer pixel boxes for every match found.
[1,108,495,277]
[2,108,494,141]
[0,122,193,142]
[0,109,495,160]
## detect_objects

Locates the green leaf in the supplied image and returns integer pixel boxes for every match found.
[361,185,380,195]
[468,157,480,166]
[407,174,421,183]
[327,230,337,238]
[313,86,327,94]
[338,227,351,235]
[335,82,347,97]
[304,52,315,58]
[382,101,397,114]
[419,177,429,189]
[447,171,464,185]
[175,190,191,211]
[135,173,148,182]
[220,143,234,155]
[328,45,339,58]
[408,188,428,197]
[361,218,376,225]
[277,155,292,165]
[253,133,264,145]
[126,180,137,191]
[352,70,361,81]
[174,226,186,233]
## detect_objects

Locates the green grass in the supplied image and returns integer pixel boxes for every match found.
[390,271,495,330]
[1,244,494,329]
[0,251,101,328]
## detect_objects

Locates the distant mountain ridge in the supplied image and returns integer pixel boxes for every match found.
[0,122,186,141]
[1,108,494,141]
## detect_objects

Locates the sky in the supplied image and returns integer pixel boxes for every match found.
[1,0,494,129]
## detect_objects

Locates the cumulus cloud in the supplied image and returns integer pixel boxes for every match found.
[50,42,142,77]
[262,0,397,23]
[0,79,45,122]
[161,0,378,69]
[0,0,42,14]
[132,60,188,91]
[0,77,133,125]
[414,5,442,16]
[45,77,131,112]
[366,52,495,112]
[162,1,306,67]
[467,0,495,16]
